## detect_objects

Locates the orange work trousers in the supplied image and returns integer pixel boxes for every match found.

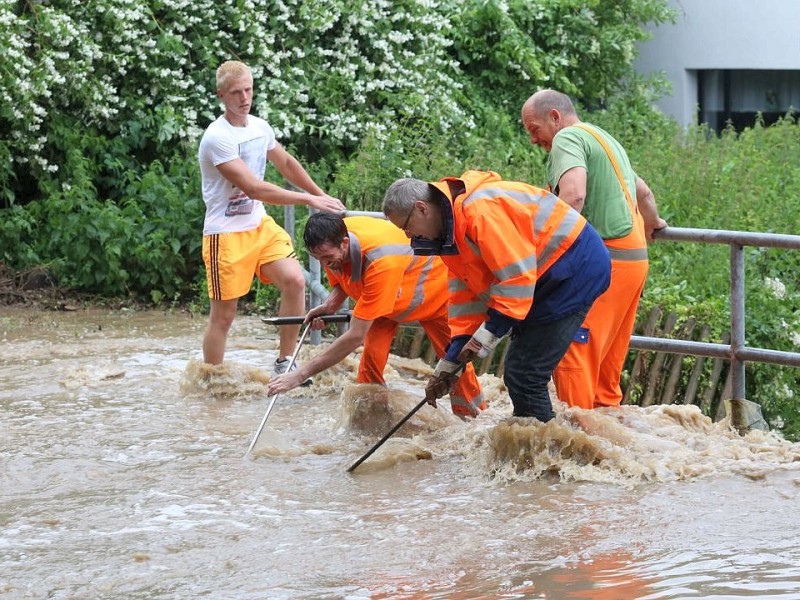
[357,316,485,417]
[553,257,648,409]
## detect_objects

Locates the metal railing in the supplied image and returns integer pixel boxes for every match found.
[288,206,800,401]
[639,227,800,400]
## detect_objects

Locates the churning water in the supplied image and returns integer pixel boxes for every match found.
[2,308,800,599]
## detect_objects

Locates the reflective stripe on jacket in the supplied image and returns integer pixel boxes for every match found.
[426,170,608,336]
[328,216,449,323]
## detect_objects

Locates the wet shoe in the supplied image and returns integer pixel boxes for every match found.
[273,358,313,386]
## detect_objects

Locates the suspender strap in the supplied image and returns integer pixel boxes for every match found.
[573,123,638,216]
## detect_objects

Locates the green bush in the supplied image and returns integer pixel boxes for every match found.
[3,1,797,435]
[0,0,673,304]
[1,0,672,210]
[331,110,544,211]
[622,116,800,439]
[0,204,40,267]
[0,156,205,301]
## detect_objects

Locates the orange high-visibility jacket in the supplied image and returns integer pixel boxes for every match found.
[424,170,605,338]
[326,216,449,323]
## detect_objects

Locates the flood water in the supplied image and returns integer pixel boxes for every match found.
[2,307,800,599]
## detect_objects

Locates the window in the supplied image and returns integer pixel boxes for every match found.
[698,69,800,131]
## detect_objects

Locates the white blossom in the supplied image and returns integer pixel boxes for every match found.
[764,277,786,299]
[0,0,483,179]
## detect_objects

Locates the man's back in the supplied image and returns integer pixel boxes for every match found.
[547,123,637,240]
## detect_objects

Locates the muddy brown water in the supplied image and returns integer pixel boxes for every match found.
[2,307,800,599]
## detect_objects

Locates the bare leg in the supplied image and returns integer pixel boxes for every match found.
[260,257,306,360]
[203,298,239,364]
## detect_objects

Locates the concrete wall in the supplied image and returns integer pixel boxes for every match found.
[634,0,800,125]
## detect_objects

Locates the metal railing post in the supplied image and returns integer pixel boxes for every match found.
[284,203,324,344]
[308,254,322,345]
[729,242,746,399]
[306,207,322,344]
[284,204,295,244]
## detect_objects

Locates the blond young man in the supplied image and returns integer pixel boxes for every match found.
[198,61,345,375]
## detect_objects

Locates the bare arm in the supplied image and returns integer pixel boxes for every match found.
[554,166,587,212]
[216,158,323,207]
[268,143,345,212]
[268,143,323,195]
[215,144,345,212]
[266,315,373,394]
[636,177,667,242]
[305,286,348,326]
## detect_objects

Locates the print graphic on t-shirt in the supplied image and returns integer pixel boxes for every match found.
[225,190,254,217]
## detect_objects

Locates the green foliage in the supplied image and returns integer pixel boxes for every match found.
[0,0,672,209]
[0,204,40,266]
[2,0,796,435]
[0,156,204,301]
[253,281,282,314]
[633,115,800,309]
[331,111,543,212]
[0,0,673,306]
[619,115,800,439]
[119,158,206,302]
[578,75,677,150]
[27,186,132,294]
[447,0,674,113]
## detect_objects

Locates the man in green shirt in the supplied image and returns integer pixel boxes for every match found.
[521,89,667,411]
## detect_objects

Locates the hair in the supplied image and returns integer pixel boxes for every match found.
[303,212,348,251]
[382,178,435,218]
[525,89,578,118]
[216,61,252,92]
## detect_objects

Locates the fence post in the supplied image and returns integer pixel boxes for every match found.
[623,306,662,405]
[641,312,678,407]
[661,317,696,404]
[729,242,746,400]
[283,204,295,245]
[306,206,322,345]
[285,205,319,345]
[683,324,711,406]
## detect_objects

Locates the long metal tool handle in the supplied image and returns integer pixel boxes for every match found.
[245,322,313,457]
[261,313,351,326]
[347,397,429,473]
[347,362,466,473]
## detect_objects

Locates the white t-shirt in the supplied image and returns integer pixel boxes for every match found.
[198,115,278,235]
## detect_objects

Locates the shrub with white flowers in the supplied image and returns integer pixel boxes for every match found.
[0,0,673,302]
[0,0,671,206]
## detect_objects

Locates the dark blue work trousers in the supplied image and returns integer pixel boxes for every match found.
[503,309,589,422]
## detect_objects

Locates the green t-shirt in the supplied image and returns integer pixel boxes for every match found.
[545,124,638,240]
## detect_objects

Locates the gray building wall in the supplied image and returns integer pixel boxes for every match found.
[634,0,800,126]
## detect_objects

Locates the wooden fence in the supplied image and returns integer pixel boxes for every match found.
[620,307,732,418]
[390,306,733,419]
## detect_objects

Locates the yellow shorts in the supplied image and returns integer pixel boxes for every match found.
[202,216,296,301]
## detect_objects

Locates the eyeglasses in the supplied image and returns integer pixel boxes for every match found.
[400,207,415,232]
